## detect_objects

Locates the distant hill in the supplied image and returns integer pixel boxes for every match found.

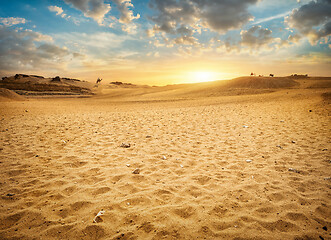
[0,74,93,96]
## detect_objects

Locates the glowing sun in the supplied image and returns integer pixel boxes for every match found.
[191,71,216,83]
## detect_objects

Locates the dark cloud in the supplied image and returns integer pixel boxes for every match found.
[192,0,258,31]
[286,0,331,43]
[148,0,258,45]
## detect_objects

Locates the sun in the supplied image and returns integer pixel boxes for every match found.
[191,71,215,83]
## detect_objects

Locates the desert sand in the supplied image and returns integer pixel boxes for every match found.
[0,77,330,239]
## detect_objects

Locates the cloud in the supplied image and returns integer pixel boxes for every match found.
[48,5,82,25]
[148,0,258,33]
[48,5,64,15]
[147,0,259,46]
[0,17,26,26]
[286,0,331,44]
[52,31,141,67]
[0,25,73,73]
[63,0,111,25]
[62,0,140,31]
[193,0,258,32]
[240,25,276,50]
[253,11,292,25]
[113,0,140,24]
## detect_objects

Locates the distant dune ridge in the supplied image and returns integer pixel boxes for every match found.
[225,76,299,89]
[0,74,93,96]
[1,74,331,100]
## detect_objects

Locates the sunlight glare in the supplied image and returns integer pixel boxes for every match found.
[191,71,216,83]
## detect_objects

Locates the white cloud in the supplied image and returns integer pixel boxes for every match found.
[253,11,292,25]
[48,6,64,16]
[0,17,26,26]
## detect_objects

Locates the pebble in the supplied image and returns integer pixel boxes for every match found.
[132,168,140,174]
[6,193,15,197]
[162,156,167,160]
[288,168,300,173]
[126,164,130,167]
[246,159,252,163]
[120,143,130,148]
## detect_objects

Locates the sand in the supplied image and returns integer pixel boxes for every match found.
[0,86,330,239]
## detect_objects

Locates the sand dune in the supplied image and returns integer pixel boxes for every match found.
[96,76,327,101]
[0,77,330,240]
[0,88,25,101]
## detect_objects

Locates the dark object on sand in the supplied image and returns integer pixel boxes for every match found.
[120,143,131,148]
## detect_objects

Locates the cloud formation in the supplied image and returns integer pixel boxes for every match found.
[0,26,73,73]
[48,6,64,15]
[113,0,140,24]
[240,25,276,50]
[0,17,26,26]
[62,0,140,30]
[286,0,331,44]
[148,0,258,45]
[63,0,111,25]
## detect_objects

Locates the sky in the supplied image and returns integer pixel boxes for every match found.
[0,0,330,85]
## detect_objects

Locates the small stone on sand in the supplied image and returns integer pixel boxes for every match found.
[132,168,140,174]
[288,168,300,173]
[120,143,130,148]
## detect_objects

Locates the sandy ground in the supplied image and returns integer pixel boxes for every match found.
[0,88,330,239]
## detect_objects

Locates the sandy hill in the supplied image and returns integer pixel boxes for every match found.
[0,88,25,101]
[0,74,93,96]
